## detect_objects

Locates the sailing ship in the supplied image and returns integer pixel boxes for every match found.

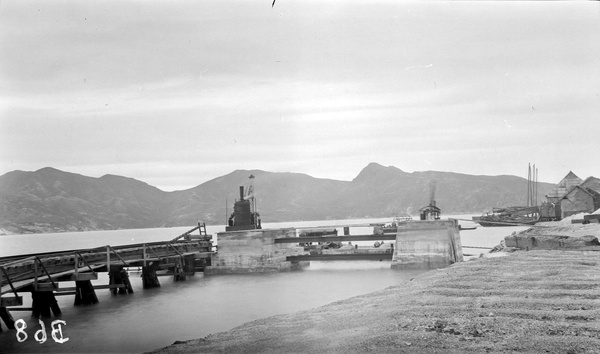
[474,164,541,227]
[475,206,540,227]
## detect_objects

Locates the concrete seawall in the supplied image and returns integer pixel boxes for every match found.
[505,223,600,251]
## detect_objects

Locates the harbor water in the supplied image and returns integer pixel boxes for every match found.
[0,216,528,353]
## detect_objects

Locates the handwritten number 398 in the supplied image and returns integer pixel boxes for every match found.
[15,319,69,344]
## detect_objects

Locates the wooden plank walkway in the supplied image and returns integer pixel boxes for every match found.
[1,225,214,296]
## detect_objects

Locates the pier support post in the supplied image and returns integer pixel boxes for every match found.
[109,266,134,295]
[174,256,196,281]
[184,255,196,274]
[120,268,134,294]
[0,307,15,331]
[174,262,186,282]
[74,280,99,306]
[142,262,161,289]
[194,257,210,272]
[31,291,61,318]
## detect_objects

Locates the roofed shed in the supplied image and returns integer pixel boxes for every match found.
[560,185,600,218]
[579,176,600,194]
[546,171,582,203]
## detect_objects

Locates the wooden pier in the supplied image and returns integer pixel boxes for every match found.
[0,223,214,331]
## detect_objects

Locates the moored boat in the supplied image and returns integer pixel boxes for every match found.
[474,206,540,227]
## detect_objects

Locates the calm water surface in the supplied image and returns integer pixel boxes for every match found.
[0,216,527,353]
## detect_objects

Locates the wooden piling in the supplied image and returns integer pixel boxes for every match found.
[173,256,196,281]
[109,265,133,295]
[31,291,61,318]
[174,260,186,282]
[184,255,196,274]
[74,280,99,306]
[194,256,211,271]
[120,268,134,294]
[142,262,161,288]
[0,307,16,331]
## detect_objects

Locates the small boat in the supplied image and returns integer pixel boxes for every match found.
[459,225,477,231]
[476,216,539,227]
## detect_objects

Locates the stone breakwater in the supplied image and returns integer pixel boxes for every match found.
[505,223,600,251]
[148,247,600,353]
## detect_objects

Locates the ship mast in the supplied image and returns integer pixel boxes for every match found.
[527,163,538,207]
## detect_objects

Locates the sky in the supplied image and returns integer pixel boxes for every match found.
[1,1,599,191]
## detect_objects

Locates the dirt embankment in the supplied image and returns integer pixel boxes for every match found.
[148,248,600,354]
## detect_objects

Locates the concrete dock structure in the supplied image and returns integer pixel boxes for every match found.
[391,219,463,270]
[204,228,308,275]
[206,220,464,274]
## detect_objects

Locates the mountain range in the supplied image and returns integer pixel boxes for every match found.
[0,163,555,234]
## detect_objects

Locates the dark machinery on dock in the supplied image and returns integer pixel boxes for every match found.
[420,181,441,220]
[298,228,340,249]
[420,202,441,221]
[226,175,262,231]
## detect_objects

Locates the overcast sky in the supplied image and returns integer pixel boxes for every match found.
[1,1,599,191]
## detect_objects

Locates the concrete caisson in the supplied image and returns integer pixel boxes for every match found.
[204,228,308,275]
[391,219,463,270]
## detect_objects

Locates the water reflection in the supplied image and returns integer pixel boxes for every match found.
[0,261,427,353]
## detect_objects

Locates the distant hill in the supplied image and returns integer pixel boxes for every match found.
[0,167,167,233]
[0,163,556,234]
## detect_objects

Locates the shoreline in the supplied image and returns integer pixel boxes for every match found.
[148,245,600,353]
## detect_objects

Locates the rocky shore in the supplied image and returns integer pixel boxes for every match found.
[149,225,600,354]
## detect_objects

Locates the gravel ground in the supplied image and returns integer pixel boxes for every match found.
[148,248,600,354]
